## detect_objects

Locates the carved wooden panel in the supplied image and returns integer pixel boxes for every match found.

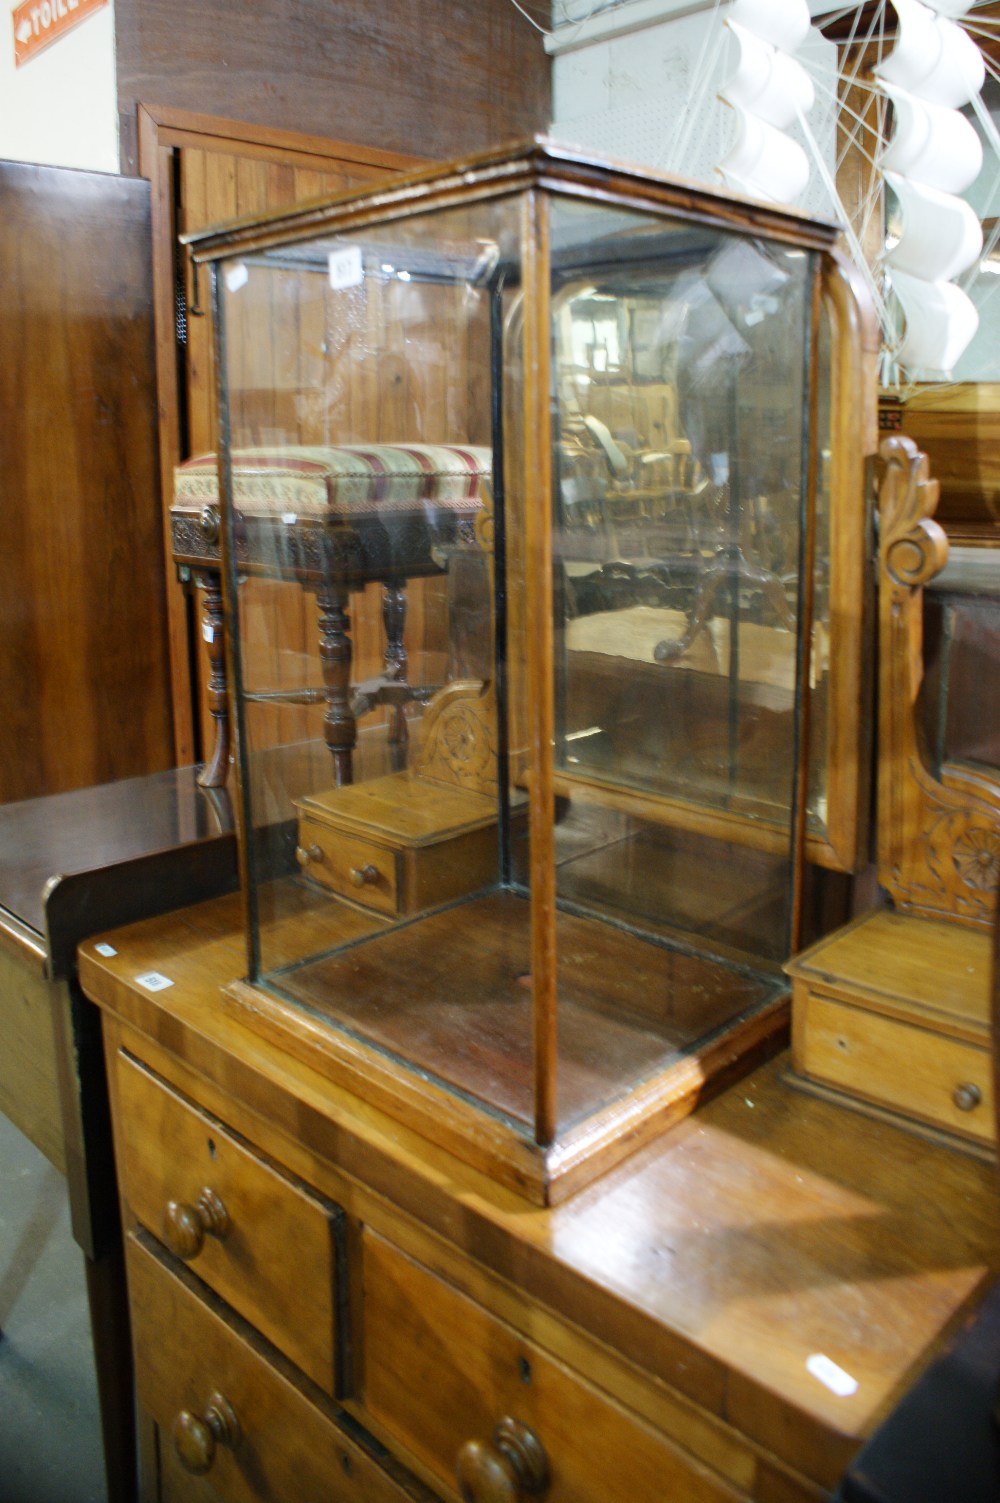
[877,435,1000,927]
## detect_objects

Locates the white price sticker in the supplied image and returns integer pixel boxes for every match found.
[328,244,363,290]
[225,261,249,293]
[806,1354,858,1397]
[94,943,117,957]
[202,621,215,643]
[135,971,174,993]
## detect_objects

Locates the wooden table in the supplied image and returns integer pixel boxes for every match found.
[78,891,1000,1502]
[0,769,238,1503]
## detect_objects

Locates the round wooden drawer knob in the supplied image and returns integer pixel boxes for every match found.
[456,1418,549,1502]
[173,1391,240,1474]
[295,843,322,868]
[953,1082,982,1113]
[349,863,379,888]
[163,1187,230,1260]
[198,505,220,544]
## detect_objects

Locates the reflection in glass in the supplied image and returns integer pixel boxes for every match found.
[207,174,830,1157]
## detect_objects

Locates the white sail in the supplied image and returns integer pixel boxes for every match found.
[884,174,983,281]
[698,0,992,371]
[873,0,986,372]
[923,0,978,18]
[877,0,940,91]
[878,85,982,193]
[877,0,984,107]
[717,0,813,205]
[888,270,980,370]
[718,106,811,203]
[722,21,815,130]
[728,0,811,52]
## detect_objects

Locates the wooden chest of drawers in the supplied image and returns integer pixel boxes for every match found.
[105,1026,749,1502]
[81,895,1000,1503]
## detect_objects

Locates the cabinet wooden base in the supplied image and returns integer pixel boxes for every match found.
[226,883,790,1205]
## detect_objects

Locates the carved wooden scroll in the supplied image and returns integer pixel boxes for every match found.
[877,435,1000,928]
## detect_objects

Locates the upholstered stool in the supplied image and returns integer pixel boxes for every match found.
[171,443,490,787]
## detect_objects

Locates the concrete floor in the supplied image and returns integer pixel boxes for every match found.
[0,1111,107,1503]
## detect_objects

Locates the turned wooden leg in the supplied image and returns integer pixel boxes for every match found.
[382,580,409,753]
[195,570,230,789]
[317,584,355,786]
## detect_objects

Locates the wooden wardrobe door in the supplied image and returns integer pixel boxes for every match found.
[0,161,173,803]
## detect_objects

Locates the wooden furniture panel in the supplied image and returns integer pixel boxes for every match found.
[891,385,1000,545]
[875,438,1000,930]
[115,1049,342,1393]
[115,1,551,176]
[359,1230,746,1502]
[0,947,64,1170]
[126,1231,428,1503]
[0,161,173,803]
[833,1249,1000,1501]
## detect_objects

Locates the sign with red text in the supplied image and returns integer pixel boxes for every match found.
[12,0,107,68]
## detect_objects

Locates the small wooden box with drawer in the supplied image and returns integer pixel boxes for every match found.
[787,908,995,1152]
[294,772,499,917]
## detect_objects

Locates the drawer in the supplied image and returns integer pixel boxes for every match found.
[797,991,995,1144]
[360,1232,745,1503]
[297,816,399,915]
[115,1050,344,1392]
[128,1232,429,1503]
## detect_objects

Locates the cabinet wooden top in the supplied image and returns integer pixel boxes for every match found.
[181,136,841,264]
[79,893,1000,1490]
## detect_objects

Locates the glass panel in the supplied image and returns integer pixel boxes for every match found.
[213,178,825,1150]
[218,198,539,1130]
[543,199,814,1131]
[923,560,1000,778]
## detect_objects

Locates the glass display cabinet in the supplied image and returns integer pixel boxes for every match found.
[179,140,877,1203]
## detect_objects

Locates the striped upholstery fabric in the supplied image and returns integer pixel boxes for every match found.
[174,444,491,519]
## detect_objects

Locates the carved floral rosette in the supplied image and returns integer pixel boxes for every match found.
[412,479,498,798]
